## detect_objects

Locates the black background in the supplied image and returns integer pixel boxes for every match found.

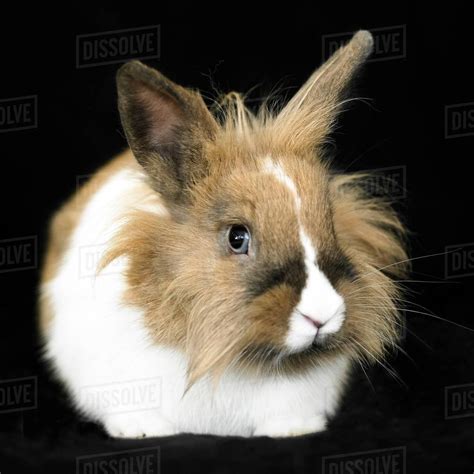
[1,5,473,473]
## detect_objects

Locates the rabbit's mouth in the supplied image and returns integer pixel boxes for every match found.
[283,304,346,355]
[234,332,346,375]
[311,331,331,348]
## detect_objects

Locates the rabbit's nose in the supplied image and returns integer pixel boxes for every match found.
[301,314,324,329]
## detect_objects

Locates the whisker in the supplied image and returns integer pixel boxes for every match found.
[352,305,474,333]
[394,279,454,284]
[353,296,436,316]
[355,358,376,392]
[347,282,405,298]
[348,316,411,359]
[348,337,406,388]
[350,305,434,351]
[349,279,449,299]
[352,249,462,285]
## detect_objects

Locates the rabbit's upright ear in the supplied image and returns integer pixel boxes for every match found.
[274,30,373,151]
[117,61,218,204]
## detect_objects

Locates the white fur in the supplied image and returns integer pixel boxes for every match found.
[41,162,350,438]
[263,159,302,211]
[263,158,346,353]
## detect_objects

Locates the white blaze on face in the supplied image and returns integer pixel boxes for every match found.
[263,157,346,353]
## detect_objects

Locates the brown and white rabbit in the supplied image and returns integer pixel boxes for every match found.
[39,30,408,438]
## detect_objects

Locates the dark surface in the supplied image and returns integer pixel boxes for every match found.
[1,5,474,473]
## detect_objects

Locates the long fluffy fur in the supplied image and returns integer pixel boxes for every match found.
[100,91,409,385]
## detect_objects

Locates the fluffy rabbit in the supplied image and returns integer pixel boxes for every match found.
[39,30,408,438]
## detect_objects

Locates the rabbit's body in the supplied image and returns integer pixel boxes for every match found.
[40,150,349,437]
[40,31,408,438]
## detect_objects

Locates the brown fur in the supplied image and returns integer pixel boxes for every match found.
[40,31,409,386]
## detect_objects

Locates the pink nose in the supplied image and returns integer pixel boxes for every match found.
[302,314,324,329]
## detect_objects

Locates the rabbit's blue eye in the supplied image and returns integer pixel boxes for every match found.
[228,225,250,254]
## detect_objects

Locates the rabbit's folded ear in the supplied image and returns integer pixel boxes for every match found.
[274,30,373,151]
[117,61,218,204]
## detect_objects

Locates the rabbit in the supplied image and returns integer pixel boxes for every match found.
[38,30,408,438]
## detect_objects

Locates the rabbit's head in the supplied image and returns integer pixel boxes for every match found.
[114,31,408,384]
